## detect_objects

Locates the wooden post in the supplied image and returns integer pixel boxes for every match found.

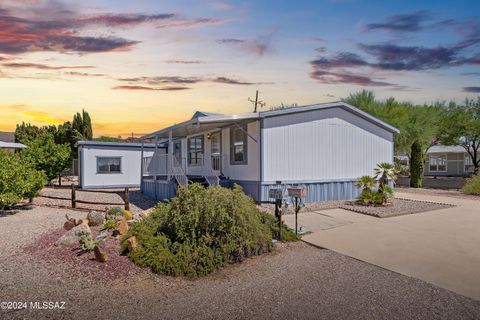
[124,187,130,211]
[58,174,62,186]
[71,184,76,208]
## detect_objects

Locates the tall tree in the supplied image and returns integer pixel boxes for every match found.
[439,98,480,175]
[20,133,72,182]
[72,109,93,141]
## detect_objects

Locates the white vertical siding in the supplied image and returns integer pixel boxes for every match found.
[262,108,394,183]
[80,146,154,188]
[221,121,260,181]
[182,121,260,181]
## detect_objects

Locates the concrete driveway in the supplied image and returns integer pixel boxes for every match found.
[283,191,480,301]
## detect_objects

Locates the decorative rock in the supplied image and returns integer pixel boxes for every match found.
[95,230,110,241]
[55,224,92,246]
[94,246,109,263]
[114,218,128,236]
[63,220,76,231]
[126,236,138,252]
[77,219,89,226]
[87,210,105,226]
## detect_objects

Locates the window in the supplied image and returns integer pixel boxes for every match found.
[429,155,446,172]
[465,154,474,172]
[97,157,121,174]
[230,126,247,165]
[173,141,182,164]
[188,135,204,166]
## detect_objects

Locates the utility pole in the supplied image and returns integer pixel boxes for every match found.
[248,90,266,113]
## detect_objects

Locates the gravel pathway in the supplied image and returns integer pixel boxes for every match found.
[1,206,479,320]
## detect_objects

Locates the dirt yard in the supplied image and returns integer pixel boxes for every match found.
[1,205,479,320]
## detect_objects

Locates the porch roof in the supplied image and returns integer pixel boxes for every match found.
[143,113,259,139]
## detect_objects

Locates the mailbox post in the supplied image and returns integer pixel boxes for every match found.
[287,187,307,235]
[268,189,284,241]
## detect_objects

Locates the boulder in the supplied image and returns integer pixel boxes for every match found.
[113,218,129,236]
[95,230,110,241]
[94,246,109,263]
[126,236,138,252]
[55,224,92,246]
[87,211,105,226]
[63,220,76,231]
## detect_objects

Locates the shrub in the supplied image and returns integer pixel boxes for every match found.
[123,210,133,220]
[462,175,480,195]
[0,150,47,209]
[101,219,116,230]
[120,184,276,277]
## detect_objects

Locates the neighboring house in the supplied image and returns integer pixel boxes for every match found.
[140,101,399,202]
[425,145,475,177]
[76,141,159,189]
[0,131,26,153]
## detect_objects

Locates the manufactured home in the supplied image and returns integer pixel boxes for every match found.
[77,141,159,189]
[140,102,399,202]
[425,145,475,177]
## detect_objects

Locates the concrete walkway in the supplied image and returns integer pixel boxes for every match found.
[283,191,480,301]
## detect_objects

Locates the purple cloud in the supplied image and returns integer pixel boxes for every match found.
[364,11,431,33]
[463,87,480,93]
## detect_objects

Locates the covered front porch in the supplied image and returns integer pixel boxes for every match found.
[140,112,260,201]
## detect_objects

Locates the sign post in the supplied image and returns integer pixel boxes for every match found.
[268,189,284,241]
[287,187,307,235]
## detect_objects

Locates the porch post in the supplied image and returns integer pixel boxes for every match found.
[140,139,144,192]
[154,135,159,200]
[168,130,173,180]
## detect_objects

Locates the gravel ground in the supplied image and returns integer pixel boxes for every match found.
[32,187,157,216]
[397,187,480,201]
[340,198,454,218]
[1,206,479,320]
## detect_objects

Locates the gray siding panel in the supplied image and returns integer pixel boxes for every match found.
[261,180,360,203]
[141,179,176,201]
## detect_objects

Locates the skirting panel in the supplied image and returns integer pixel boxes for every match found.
[261,180,360,203]
[141,179,176,201]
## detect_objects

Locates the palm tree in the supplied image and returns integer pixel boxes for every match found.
[374,162,399,204]
[355,175,377,194]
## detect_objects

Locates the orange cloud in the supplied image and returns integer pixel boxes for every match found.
[21,111,65,124]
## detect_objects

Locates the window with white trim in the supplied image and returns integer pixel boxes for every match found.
[465,154,474,172]
[97,157,121,174]
[429,155,447,172]
[188,135,204,166]
[230,126,247,165]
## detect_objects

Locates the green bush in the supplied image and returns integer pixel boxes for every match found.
[120,184,276,277]
[101,219,116,230]
[0,150,46,209]
[20,133,71,182]
[462,175,480,195]
[257,210,299,242]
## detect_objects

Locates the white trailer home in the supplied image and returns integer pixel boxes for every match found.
[77,141,160,189]
[140,102,399,202]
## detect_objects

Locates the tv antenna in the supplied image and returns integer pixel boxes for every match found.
[248,90,266,113]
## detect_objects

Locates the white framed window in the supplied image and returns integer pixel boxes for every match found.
[188,135,204,166]
[230,126,247,165]
[429,155,447,172]
[97,157,121,174]
[465,154,474,172]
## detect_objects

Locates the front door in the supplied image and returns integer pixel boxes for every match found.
[210,132,221,174]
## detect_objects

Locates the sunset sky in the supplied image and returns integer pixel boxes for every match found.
[0,0,479,137]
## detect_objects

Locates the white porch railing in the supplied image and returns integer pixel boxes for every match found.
[143,154,188,186]
[143,153,220,186]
